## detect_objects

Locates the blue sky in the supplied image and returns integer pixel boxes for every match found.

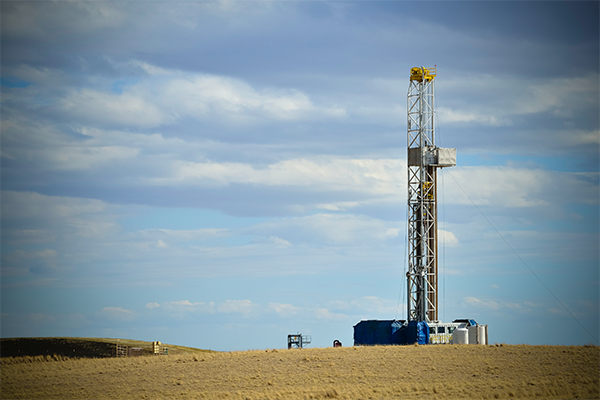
[1,1,598,351]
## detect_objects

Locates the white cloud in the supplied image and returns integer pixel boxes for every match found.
[218,300,256,315]
[147,299,258,317]
[250,213,401,246]
[137,156,600,215]
[515,74,599,118]
[127,60,173,77]
[169,300,197,307]
[165,75,312,119]
[163,300,200,309]
[445,167,598,208]
[0,192,117,245]
[153,300,261,316]
[439,73,599,123]
[566,129,600,147]
[438,106,511,127]
[159,300,216,315]
[132,228,229,241]
[1,116,141,170]
[315,308,347,321]
[385,228,401,238]
[2,64,67,87]
[268,302,299,317]
[447,167,547,207]
[53,146,140,171]
[66,218,117,239]
[505,302,522,310]
[47,65,348,130]
[315,201,361,211]
[463,296,500,310]
[439,229,459,247]
[147,72,347,123]
[97,307,136,321]
[147,299,399,322]
[1,191,107,220]
[269,236,291,247]
[151,158,403,193]
[58,88,170,128]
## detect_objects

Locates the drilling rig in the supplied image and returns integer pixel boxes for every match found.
[353,67,488,346]
[406,66,455,323]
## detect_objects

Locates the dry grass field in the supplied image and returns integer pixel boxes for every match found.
[1,341,598,400]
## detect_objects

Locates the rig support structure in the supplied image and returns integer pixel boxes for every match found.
[287,334,311,349]
[406,66,456,323]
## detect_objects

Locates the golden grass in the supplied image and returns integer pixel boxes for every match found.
[1,344,598,399]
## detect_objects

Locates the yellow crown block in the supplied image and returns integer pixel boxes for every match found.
[410,67,436,82]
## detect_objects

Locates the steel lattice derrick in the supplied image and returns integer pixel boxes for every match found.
[405,66,455,323]
[406,67,440,323]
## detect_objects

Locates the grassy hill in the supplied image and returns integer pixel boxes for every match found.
[0,337,212,359]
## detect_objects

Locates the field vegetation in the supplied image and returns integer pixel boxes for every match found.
[1,339,598,399]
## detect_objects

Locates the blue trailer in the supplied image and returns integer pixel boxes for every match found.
[353,320,429,346]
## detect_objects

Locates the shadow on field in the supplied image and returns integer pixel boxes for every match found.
[1,338,116,358]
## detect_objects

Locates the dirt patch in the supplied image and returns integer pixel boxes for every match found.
[1,343,598,399]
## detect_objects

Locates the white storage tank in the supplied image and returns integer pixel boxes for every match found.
[452,328,468,344]
[477,325,487,345]
[468,325,478,344]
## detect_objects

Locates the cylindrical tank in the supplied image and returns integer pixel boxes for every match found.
[468,325,478,344]
[477,325,487,345]
[452,328,468,344]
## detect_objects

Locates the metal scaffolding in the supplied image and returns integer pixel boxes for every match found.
[287,334,311,349]
[406,66,456,323]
